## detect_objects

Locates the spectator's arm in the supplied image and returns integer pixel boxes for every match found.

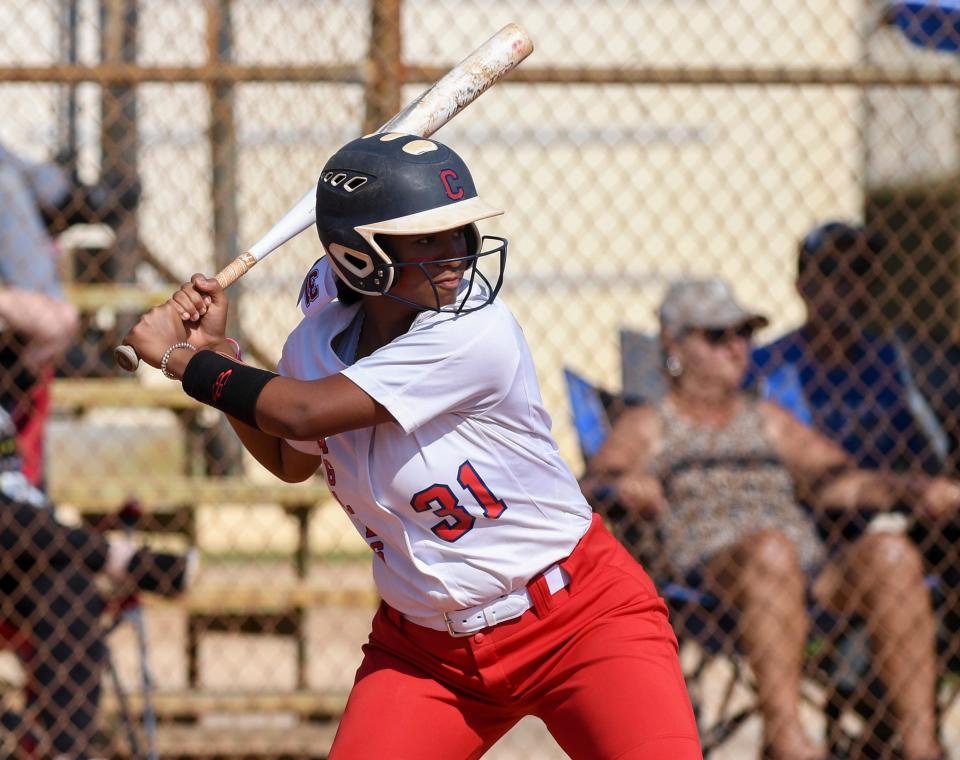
[762,399,960,514]
[0,286,79,370]
[581,405,667,516]
[761,400,859,507]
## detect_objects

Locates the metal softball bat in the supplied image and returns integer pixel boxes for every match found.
[114,22,534,372]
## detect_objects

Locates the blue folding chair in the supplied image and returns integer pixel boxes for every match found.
[561,368,611,460]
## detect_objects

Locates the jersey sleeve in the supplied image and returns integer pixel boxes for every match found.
[341,306,521,433]
[276,316,325,381]
[275,314,334,456]
[276,338,296,379]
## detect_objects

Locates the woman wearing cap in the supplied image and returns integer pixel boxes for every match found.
[582,278,956,760]
[120,133,702,759]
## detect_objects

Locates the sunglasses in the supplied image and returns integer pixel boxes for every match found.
[696,324,755,345]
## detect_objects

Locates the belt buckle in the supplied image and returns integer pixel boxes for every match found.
[442,610,474,638]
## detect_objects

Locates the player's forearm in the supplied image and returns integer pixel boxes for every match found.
[226,415,287,479]
[177,351,392,446]
[253,374,394,440]
[225,415,318,482]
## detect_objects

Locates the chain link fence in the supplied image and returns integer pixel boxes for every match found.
[2,0,960,757]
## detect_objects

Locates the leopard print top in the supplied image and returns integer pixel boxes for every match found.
[650,397,825,576]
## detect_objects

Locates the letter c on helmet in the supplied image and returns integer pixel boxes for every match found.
[439,169,464,200]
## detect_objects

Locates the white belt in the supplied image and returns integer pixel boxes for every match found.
[405,564,571,637]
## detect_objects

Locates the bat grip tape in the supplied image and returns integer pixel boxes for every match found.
[181,350,277,429]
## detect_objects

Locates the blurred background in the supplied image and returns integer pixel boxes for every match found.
[2,0,960,757]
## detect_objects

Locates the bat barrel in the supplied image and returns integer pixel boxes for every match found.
[245,186,318,263]
[378,23,533,137]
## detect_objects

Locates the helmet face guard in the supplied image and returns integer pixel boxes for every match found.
[315,133,507,312]
[376,234,508,314]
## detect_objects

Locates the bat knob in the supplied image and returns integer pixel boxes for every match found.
[115,344,140,372]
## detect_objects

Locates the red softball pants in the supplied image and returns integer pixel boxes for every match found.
[329,514,702,760]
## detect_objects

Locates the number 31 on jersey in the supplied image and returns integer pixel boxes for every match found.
[410,460,508,543]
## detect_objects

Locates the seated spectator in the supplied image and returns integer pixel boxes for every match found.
[749,220,960,672]
[0,402,196,760]
[582,278,957,760]
[748,220,946,475]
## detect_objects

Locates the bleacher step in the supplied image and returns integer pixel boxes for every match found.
[167,583,380,613]
[50,476,333,512]
[101,689,348,722]
[135,723,337,758]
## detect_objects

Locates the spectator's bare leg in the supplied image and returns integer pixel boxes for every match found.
[817,532,941,760]
[706,529,821,759]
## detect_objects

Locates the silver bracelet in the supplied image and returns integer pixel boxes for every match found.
[160,342,197,380]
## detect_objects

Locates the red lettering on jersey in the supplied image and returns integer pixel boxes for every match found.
[439,169,464,200]
[323,460,336,487]
[356,524,385,562]
[316,438,329,454]
[330,490,354,514]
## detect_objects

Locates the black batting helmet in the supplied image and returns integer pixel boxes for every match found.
[315,133,506,310]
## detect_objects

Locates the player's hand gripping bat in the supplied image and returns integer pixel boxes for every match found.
[114,22,534,371]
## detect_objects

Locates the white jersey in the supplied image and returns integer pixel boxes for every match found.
[278,286,592,619]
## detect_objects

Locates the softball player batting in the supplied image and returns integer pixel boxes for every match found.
[123,133,702,760]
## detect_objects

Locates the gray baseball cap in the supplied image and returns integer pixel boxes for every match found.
[658,278,769,333]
